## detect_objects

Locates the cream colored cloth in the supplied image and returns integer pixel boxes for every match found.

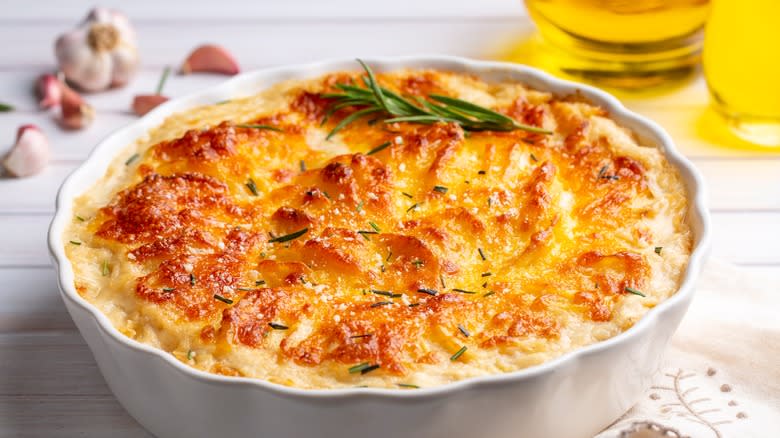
[597,259,780,438]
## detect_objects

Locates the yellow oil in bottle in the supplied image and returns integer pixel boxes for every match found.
[523,0,711,88]
[704,0,780,146]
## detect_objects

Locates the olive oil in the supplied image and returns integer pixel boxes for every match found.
[703,0,780,146]
[524,0,711,87]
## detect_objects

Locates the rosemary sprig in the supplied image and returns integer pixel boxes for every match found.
[625,287,646,297]
[156,66,171,95]
[321,59,552,139]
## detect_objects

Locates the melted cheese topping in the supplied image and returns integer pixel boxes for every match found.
[64,69,692,389]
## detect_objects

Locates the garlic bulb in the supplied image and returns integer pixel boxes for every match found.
[2,125,50,177]
[55,8,139,92]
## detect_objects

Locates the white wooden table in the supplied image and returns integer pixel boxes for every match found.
[1,1,778,436]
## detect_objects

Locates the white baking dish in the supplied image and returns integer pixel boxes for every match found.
[48,55,710,438]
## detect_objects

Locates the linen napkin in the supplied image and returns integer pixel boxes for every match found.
[597,259,780,438]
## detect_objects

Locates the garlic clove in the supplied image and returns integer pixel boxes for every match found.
[60,83,95,130]
[132,94,169,116]
[55,8,139,92]
[180,45,240,75]
[36,74,63,109]
[2,125,50,178]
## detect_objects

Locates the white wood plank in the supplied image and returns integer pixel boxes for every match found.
[0,0,525,20]
[0,19,527,70]
[0,267,73,332]
[694,160,780,211]
[3,212,778,269]
[0,395,150,438]
[0,331,107,395]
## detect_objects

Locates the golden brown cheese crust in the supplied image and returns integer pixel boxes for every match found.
[65,68,691,389]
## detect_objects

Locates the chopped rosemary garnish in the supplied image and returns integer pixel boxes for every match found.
[371,301,393,308]
[366,141,391,155]
[358,230,378,236]
[397,383,419,389]
[385,251,393,262]
[299,160,306,172]
[75,215,85,222]
[268,227,308,243]
[268,322,289,330]
[478,248,487,261]
[356,201,364,212]
[187,350,195,360]
[101,260,110,277]
[597,165,608,179]
[450,346,467,361]
[255,279,266,286]
[246,178,259,196]
[483,291,496,297]
[348,362,381,374]
[406,203,419,213]
[360,364,380,374]
[69,240,81,245]
[625,287,646,297]
[452,288,477,294]
[162,287,175,292]
[350,333,373,339]
[370,289,395,297]
[369,221,381,232]
[408,303,420,308]
[323,191,331,199]
[440,274,447,289]
[0,102,13,112]
[401,192,414,199]
[125,153,140,166]
[481,272,492,277]
[417,288,438,296]
[190,274,196,286]
[348,362,370,374]
[433,185,448,194]
[457,324,470,337]
[654,247,663,255]
[478,170,486,175]
[411,259,424,268]
[236,123,283,132]
[321,60,552,139]
[213,294,234,304]
[530,153,538,162]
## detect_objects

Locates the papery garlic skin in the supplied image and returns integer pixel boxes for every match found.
[55,8,139,92]
[2,125,50,177]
